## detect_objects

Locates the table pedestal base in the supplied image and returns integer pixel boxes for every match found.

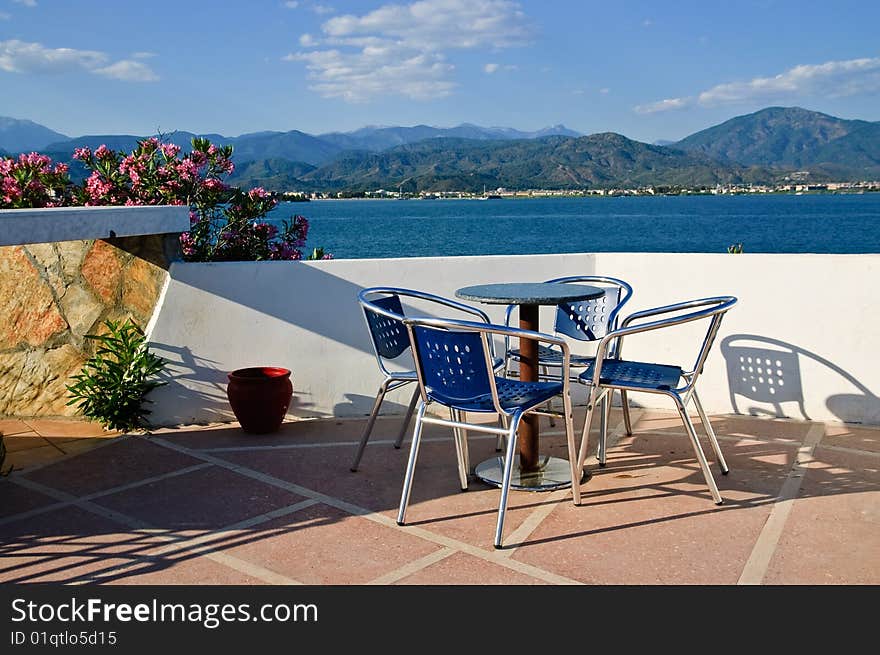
[475,455,587,492]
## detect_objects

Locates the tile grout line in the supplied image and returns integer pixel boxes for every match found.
[0,463,213,527]
[366,547,458,585]
[5,433,130,477]
[737,422,826,585]
[8,474,313,586]
[150,436,583,585]
[15,478,314,584]
[80,499,321,585]
[498,411,643,559]
[195,433,496,453]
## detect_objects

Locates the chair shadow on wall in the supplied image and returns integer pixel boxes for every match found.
[720,334,879,424]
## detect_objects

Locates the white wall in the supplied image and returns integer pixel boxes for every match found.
[146,253,880,427]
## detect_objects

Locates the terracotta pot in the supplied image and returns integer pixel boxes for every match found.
[226,367,293,434]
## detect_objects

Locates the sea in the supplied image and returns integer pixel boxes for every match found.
[267,193,880,259]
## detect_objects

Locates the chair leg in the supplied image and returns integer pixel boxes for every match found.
[494,410,523,549]
[674,397,723,505]
[397,401,428,526]
[451,409,469,491]
[562,392,581,506]
[542,365,556,427]
[350,379,390,472]
[597,394,610,467]
[620,390,633,436]
[393,385,420,450]
[496,413,509,451]
[691,390,729,475]
[576,390,599,477]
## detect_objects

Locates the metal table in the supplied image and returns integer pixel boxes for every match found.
[455,282,605,491]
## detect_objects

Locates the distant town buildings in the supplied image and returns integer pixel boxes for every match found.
[279,180,880,200]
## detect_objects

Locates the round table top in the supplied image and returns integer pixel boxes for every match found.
[455,282,605,305]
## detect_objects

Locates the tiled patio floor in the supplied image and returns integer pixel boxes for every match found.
[1,408,878,585]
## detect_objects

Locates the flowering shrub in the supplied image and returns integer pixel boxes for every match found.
[71,136,329,261]
[1,136,330,262]
[0,152,72,208]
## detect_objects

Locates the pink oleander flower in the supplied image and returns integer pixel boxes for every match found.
[189,150,207,167]
[248,187,269,199]
[94,145,112,159]
[176,159,199,180]
[161,143,181,158]
[22,152,51,170]
[202,178,226,191]
[0,158,12,175]
[73,147,92,161]
[85,172,112,201]
[53,163,69,174]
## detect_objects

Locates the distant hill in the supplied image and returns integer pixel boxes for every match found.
[318,123,581,152]
[44,131,231,155]
[808,122,880,179]
[674,107,878,177]
[0,117,69,153]
[7,109,877,190]
[228,130,342,166]
[229,159,318,191]
[300,133,773,192]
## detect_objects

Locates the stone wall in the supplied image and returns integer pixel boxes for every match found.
[0,234,178,417]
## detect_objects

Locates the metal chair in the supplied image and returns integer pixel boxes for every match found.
[396,315,579,549]
[351,287,500,472]
[503,275,634,435]
[575,296,737,504]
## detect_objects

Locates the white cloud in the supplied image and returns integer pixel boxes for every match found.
[288,46,455,102]
[322,0,530,50]
[299,33,319,47]
[698,57,880,106]
[13,0,37,7]
[484,62,499,74]
[599,87,610,94]
[285,0,531,101]
[642,18,652,27]
[0,39,107,73]
[635,56,880,113]
[311,3,334,14]
[634,97,693,114]
[131,51,157,59]
[284,1,299,7]
[0,39,158,81]
[94,59,159,82]
[0,11,11,20]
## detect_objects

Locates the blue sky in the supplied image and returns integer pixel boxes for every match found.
[1,0,879,142]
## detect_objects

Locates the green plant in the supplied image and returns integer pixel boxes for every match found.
[306,246,333,260]
[727,243,744,253]
[66,319,167,432]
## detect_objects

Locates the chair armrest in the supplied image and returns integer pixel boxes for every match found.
[620,297,736,329]
[584,296,737,389]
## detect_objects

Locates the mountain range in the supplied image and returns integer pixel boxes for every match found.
[1,107,877,192]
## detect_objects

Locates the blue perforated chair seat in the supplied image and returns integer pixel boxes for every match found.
[508,344,595,368]
[425,377,562,413]
[579,359,683,391]
[394,358,504,380]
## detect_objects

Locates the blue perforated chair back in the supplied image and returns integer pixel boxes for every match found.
[411,325,492,407]
[554,286,623,341]
[363,294,410,360]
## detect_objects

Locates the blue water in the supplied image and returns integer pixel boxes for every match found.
[268,194,880,259]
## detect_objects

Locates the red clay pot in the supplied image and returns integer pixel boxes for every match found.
[226,367,293,434]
